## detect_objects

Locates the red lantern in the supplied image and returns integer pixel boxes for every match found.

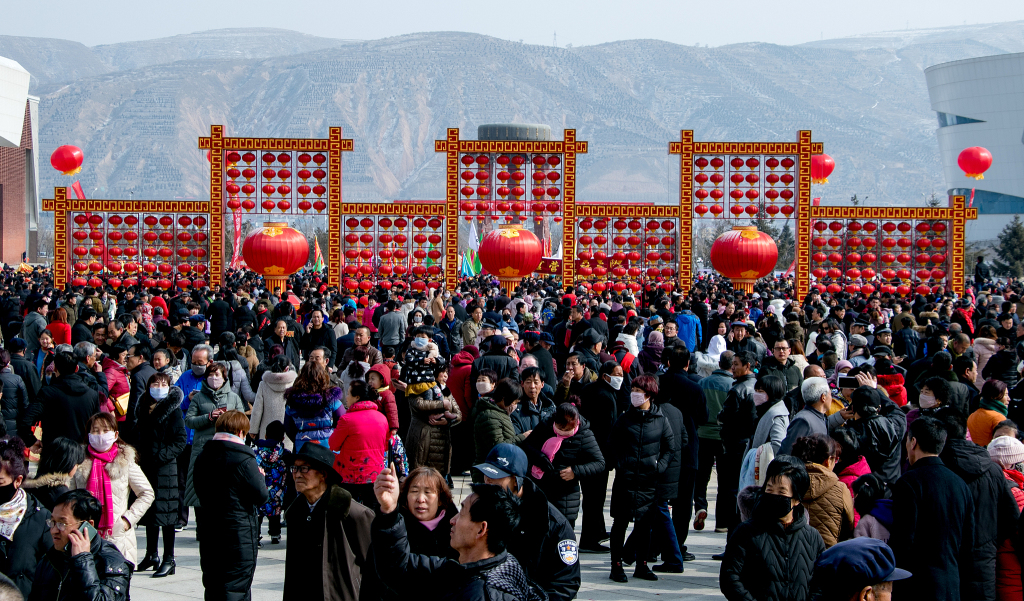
[477,225,543,294]
[958,147,993,180]
[709,226,778,293]
[242,222,309,292]
[811,154,835,184]
[50,145,84,175]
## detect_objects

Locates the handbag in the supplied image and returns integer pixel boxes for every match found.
[112,392,130,417]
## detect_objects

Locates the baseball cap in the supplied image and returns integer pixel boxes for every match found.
[473,443,528,479]
[539,332,555,345]
[813,538,911,595]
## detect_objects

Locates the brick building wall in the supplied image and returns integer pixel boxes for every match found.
[0,100,29,264]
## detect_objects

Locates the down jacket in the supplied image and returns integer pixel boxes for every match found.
[720,505,826,601]
[134,387,187,528]
[369,364,399,431]
[249,369,298,449]
[974,337,1001,388]
[0,491,51,599]
[472,399,526,467]
[407,388,463,474]
[940,438,1022,601]
[0,365,28,437]
[801,462,855,548]
[521,415,605,524]
[183,382,246,507]
[997,468,1024,601]
[983,349,1021,388]
[29,532,130,601]
[328,400,389,484]
[608,403,675,521]
[71,443,156,566]
[844,397,907,485]
[284,386,345,452]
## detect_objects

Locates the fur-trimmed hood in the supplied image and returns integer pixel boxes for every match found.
[76,443,138,482]
[140,386,184,424]
[260,370,298,393]
[23,472,72,490]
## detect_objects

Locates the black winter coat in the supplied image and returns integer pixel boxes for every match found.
[0,366,28,438]
[522,416,605,524]
[609,403,675,520]
[940,439,1021,601]
[71,320,94,345]
[655,401,687,501]
[27,373,100,446]
[658,368,708,470]
[720,506,826,601]
[29,532,130,601]
[11,353,41,405]
[890,456,975,601]
[510,392,554,436]
[123,362,157,443]
[845,398,907,485]
[506,478,581,601]
[400,504,458,560]
[135,387,188,528]
[300,325,337,361]
[579,379,619,458]
[983,349,1021,388]
[371,511,545,601]
[192,438,269,600]
[718,372,758,453]
[0,491,51,599]
[469,353,520,401]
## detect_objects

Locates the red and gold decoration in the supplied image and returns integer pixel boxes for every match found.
[242,222,309,293]
[709,226,778,293]
[572,205,679,293]
[478,224,543,294]
[339,204,447,293]
[958,146,992,180]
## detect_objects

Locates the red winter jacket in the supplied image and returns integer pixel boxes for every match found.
[997,469,1024,601]
[837,456,871,527]
[369,364,399,431]
[449,350,477,416]
[328,400,389,484]
[877,373,907,407]
[101,356,130,422]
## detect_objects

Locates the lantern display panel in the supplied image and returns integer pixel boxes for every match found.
[809,218,951,296]
[573,217,679,286]
[458,152,563,223]
[221,149,330,216]
[690,154,799,220]
[340,214,446,289]
[69,211,210,288]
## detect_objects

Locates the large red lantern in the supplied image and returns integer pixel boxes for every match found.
[242,222,309,293]
[811,154,835,184]
[709,226,778,293]
[50,145,84,176]
[958,146,992,180]
[477,224,543,294]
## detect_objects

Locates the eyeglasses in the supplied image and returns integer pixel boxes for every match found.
[289,465,315,474]
[46,519,84,532]
[773,346,790,352]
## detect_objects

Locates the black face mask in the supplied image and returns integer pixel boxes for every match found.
[753,492,795,522]
[0,482,16,505]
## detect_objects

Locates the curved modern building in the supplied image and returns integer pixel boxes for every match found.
[926,53,1024,242]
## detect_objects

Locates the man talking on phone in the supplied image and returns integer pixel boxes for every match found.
[30,489,130,601]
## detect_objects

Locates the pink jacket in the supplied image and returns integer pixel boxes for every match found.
[837,456,871,527]
[328,400,389,484]
[102,357,131,422]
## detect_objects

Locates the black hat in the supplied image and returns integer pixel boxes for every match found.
[284,442,340,482]
[850,387,883,416]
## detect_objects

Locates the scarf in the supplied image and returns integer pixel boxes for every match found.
[0,488,27,541]
[420,508,448,532]
[86,444,120,536]
[212,432,246,444]
[980,396,1009,417]
[531,423,579,479]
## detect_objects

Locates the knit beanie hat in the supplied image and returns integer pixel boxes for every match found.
[988,435,1024,470]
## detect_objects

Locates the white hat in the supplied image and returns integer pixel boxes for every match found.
[988,435,1024,469]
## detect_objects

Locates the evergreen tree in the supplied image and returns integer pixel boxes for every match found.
[775,220,795,271]
[993,216,1024,278]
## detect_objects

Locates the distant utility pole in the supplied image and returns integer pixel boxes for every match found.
[553,32,557,47]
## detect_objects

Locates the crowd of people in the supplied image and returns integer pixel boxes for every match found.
[0,255,1021,600]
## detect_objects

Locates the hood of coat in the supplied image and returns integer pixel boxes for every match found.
[143,386,184,423]
[101,356,125,372]
[452,350,477,369]
[78,443,137,482]
[55,372,97,396]
[287,386,343,412]
[804,462,841,500]
[837,456,871,481]
[261,370,298,392]
[944,438,994,481]
[347,399,380,413]
[368,363,392,387]
[974,337,999,353]
[24,472,72,490]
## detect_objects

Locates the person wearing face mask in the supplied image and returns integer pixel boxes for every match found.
[71,412,155,578]
[133,373,187,578]
[607,375,676,583]
[0,436,52,599]
[720,456,825,601]
[469,334,519,402]
[182,362,246,525]
[470,378,526,481]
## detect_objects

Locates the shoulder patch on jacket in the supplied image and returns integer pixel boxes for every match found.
[557,539,578,565]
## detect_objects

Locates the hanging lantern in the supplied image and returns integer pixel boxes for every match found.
[709,226,778,293]
[958,147,993,180]
[477,224,543,294]
[242,222,310,293]
[811,154,835,184]
[50,145,84,176]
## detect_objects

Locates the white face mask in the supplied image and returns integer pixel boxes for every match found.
[412,337,429,350]
[608,375,623,390]
[207,375,225,390]
[150,386,169,400]
[476,381,492,394]
[630,392,647,407]
[88,431,117,452]
[753,391,769,406]
[919,393,938,409]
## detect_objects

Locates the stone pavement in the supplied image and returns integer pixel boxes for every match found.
[131,470,727,601]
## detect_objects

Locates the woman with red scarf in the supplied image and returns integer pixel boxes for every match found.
[71,412,155,571]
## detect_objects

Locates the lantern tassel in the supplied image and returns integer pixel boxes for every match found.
[62,166,83,176]
[965,173,984,180]
[811,177,829,184]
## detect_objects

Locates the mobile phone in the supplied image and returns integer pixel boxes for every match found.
[838,376,860,389]
[64,521,97,552]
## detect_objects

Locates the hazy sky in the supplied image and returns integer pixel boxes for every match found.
[5,0,1024,47]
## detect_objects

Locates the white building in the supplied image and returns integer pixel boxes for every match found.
[0,55,39,262]
[925,53,1024,243]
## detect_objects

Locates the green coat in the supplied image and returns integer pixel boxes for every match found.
[471,400,525,479]
[184,382,246,507]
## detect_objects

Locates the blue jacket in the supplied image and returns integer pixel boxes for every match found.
[674,311,702,352]
[175,370,205,444]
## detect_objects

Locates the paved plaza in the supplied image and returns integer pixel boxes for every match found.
[131,470,727,601]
